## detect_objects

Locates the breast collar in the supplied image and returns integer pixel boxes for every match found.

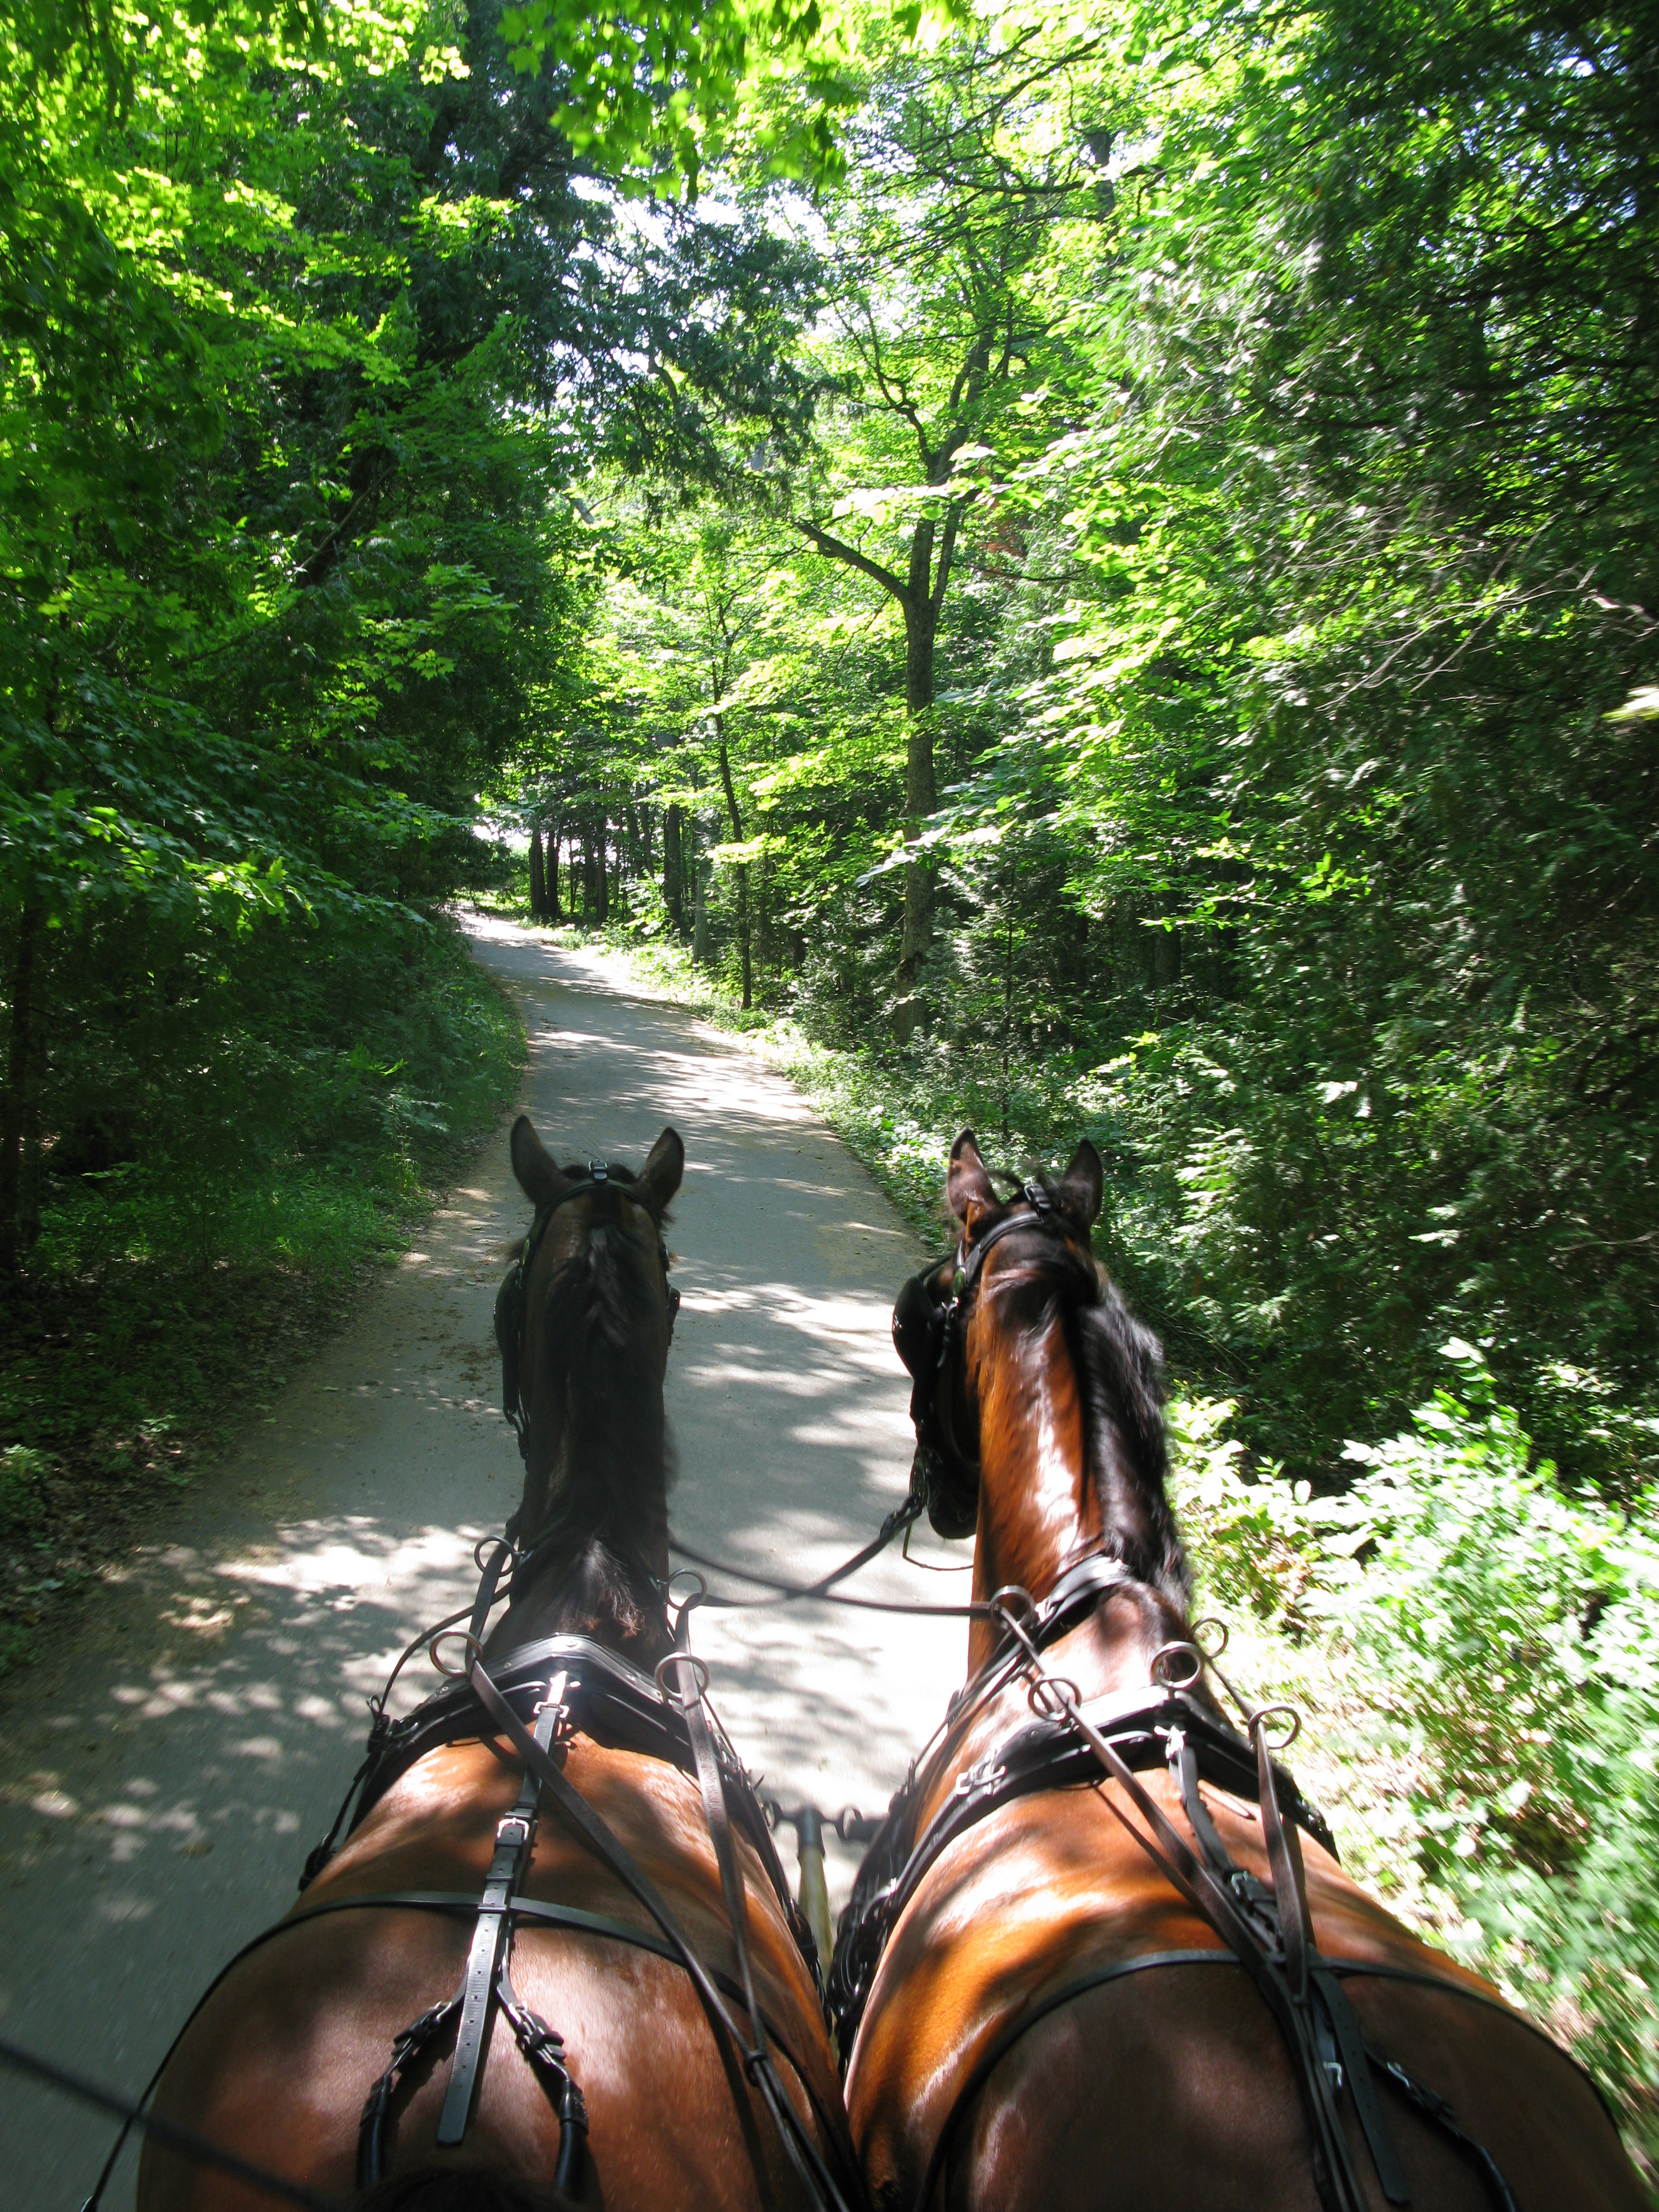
[348,1634,791,1910]
[825,1551,1337,2058]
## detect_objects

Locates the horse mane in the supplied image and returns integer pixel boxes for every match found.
[519,1165,675,1644]
[1065,1280,1190,1610]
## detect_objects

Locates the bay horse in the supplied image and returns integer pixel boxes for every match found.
[831,1130,1644,2212]
[135,1115,855,2212]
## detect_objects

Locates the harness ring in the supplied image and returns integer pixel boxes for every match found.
[1151,1640,1207,1691]
[430,1629,484,1679]
[1027,1673,1082,1722]
[988,1585,1038,1644]
[1248,1703,1302,1751]
[655,1651,712,1707]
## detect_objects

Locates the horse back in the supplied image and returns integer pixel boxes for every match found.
[139,1736,848,2211]
[846,1773,1641,2212]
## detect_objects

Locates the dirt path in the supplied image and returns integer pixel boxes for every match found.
[0,917,968,2209]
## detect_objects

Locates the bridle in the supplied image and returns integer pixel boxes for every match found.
[495,1159,681,1468]
[893,1178,1100,1539]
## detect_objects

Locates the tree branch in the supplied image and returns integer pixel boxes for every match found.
[929,497,969,620]
[794,518,914,610]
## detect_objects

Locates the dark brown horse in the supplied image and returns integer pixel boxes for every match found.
[835,1130,1644,2212]
[138,1116,853,2212]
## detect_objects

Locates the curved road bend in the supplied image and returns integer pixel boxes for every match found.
[0,914,968,2210]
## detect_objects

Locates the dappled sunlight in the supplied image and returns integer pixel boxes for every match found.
[0,928,965,2204]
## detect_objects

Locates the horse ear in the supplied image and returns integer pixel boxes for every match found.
[510,1115,569,1212]
[638,1126,685,1218]
[1058,1138,1104,1229]
[947,1129,997,1227]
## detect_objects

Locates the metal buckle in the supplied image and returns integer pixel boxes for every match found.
[956,1756,1006,1797]
[495,1814,533,1849]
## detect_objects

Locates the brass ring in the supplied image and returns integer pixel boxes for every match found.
[430,1629,483,1679]
[655,1651,711,1707]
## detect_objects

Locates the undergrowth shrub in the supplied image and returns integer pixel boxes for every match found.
[1,910,523,1670]
[1168,1354,1659,2172]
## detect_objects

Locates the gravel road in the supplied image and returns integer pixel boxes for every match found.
[0,917,969,2209]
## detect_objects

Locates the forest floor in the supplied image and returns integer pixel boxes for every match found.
[0,914,966,2210]
[1,1262,367,1678]
[0,943,523,1685]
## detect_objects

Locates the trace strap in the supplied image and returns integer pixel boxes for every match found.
[357,1675,587,2191]
[466,1653,863,2212]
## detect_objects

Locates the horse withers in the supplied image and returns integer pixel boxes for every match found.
[834,1129,1644,2212]
[137,1115,854,2212]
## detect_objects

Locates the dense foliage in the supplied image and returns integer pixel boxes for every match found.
[0,0,832,1630]
[531,0,1659,1500]
[1170,1356,1659,2163]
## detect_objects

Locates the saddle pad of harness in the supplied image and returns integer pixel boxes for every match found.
[348,1633,797,1911]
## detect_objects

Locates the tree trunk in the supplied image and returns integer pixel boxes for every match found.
[546,826,561,921]
[692,831,710,967]
[714,717,751,1011]
[594,816,609,925]
[529,828,547,919]
[0,898,41,1275]
[664,803,685,935]
[19,1006,43,1256]
[792,497,964,1041]
[895,568,940,1041]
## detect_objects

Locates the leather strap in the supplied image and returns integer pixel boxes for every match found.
[436,1692,560,2145]
[668,1643,767,2046]
[468,1538,515,1647]
[1047,1694,1376,2212]
[665,1635,859,2212]
[467,1656,864,2212]
[829,1685,1334,2051]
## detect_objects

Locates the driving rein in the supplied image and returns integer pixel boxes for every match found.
[861,1188,1540,2212]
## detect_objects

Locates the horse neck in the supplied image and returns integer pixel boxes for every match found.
[966,1298,1187,1688]
[517,1307,670,1556]
[491,1524,672,1672]
[490,1361,674,1670]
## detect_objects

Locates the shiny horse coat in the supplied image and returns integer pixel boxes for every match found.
[138,1117,852,2212]
[842,1130,1645,2212]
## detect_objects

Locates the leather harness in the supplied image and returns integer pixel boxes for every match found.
[854,1181,1543,2212]
[84,1604,859,2212]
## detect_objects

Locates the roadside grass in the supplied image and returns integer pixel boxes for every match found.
[0,918,525,1679]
